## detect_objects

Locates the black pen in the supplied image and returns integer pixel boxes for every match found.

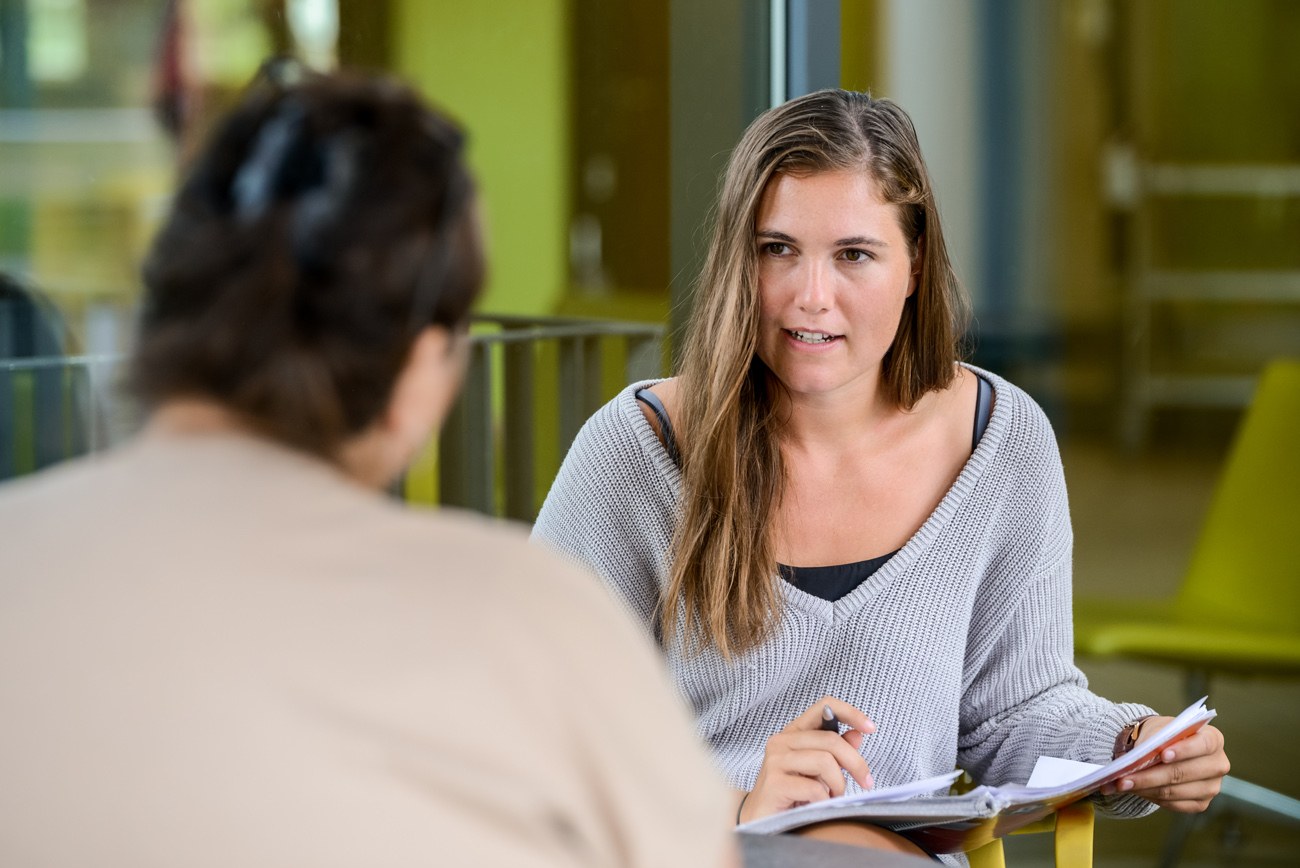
[819,703,840,733]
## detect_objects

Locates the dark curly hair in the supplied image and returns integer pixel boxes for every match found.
[132,65,485,457]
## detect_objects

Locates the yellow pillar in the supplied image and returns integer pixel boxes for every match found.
[391,1,571,317]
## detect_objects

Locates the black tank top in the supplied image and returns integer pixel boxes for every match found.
[635,375,994,602]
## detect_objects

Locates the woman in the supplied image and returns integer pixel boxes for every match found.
[0,67,735,867]
[533,89,1228,854]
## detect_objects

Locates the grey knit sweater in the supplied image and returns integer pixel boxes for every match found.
[533,368,1156,822]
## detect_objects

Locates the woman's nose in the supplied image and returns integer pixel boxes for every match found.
[797,262,831,313]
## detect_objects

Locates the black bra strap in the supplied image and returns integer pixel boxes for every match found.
[635,388,681,467]
[972,374,993,451]
[639,378,988,465]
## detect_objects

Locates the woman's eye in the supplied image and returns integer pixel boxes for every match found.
[841,248,870,262]
[762,242,791,256]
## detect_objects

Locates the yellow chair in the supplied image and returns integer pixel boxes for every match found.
[967,801,1094,868]
[1074,358,1300,861]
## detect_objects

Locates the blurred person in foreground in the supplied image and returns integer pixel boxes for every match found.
[0,65,735,867]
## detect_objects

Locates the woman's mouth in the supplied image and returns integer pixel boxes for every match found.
[785,329,842,345]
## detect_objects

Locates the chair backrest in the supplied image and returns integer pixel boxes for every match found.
[967,801,1094,868]
[1175,359,1300,633]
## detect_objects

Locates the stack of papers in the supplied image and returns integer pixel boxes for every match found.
[736,697,1217,854]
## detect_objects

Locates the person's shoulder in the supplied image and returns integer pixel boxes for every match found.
[382,504,664,676]
[591,377,670,436]
[961,362,1069,501]
[634,376,679,443]
[377,503,609,604]
[0,449,125,525]
[959,362,1066,510]
[960,362,1057,446]
[560,378,679,476]
[533,378,682,583]
[636,376,679,410]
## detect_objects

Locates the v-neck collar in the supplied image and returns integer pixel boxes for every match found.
[620,364,1011,626]
[784,364,1008,624]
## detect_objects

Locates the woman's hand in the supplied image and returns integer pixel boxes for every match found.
[1101,718,1230,812]
[738,697,875,825]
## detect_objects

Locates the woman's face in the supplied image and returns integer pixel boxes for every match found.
[754,168,916,407]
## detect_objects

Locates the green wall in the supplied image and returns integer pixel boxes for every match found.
[391,1,571,316]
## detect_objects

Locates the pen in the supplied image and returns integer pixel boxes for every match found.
[820,703,840,733]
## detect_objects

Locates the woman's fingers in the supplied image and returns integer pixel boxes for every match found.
[781,773,835,806]
[1118,724,1229,813]
[778,730,874,789]
[1133,721,1221,764]
[1162,725,1226,765]
[1124,765,1225,809]
[1123,753,1228,793]
[787,696,876,736]
[742,765,832,823]
[777,743,857,796]
[781,697,875,788]
[742,698,879,823]
[1131,780,1221,813]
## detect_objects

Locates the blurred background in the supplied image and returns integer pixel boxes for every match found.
[0,1,1296,864]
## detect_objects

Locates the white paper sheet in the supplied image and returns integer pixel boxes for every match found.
[1025,755,1102,788]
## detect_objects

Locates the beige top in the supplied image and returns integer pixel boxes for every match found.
[0,431,732,867]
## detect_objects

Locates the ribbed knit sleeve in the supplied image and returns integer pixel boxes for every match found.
[532,381,679,636]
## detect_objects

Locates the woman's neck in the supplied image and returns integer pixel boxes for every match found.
[773,377,901,455]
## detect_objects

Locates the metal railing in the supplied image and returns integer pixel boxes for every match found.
[430,314,665,520]
[0,354,121,480]
[0,315,667,521]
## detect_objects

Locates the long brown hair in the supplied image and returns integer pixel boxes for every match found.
[665,89,969,657]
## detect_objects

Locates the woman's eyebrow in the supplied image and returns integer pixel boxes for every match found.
[755,229,889,248]
[834,235,888,248]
